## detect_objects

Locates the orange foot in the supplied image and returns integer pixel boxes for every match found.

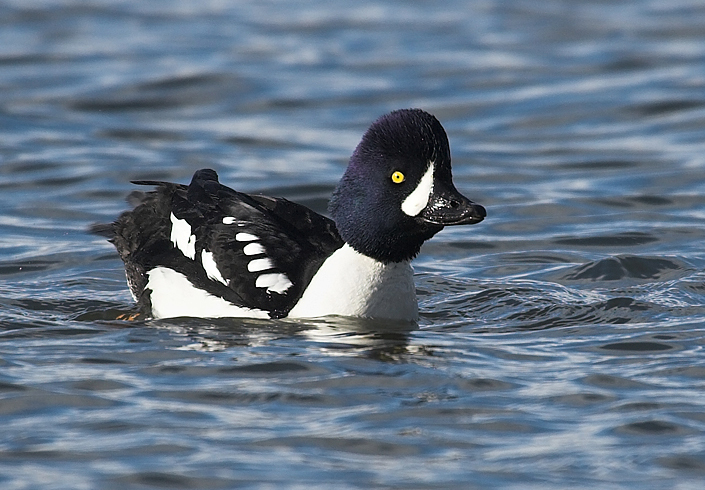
[116,312,142,321]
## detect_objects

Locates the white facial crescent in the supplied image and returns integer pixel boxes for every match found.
[401,162,435,217]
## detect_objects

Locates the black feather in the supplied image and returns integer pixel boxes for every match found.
[95,170,343,318]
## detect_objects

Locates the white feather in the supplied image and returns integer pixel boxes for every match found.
[401,161,434,217]
[236,232,259,242]
[248,258,274,272]
[169,213,196,259]
[201,250,229,285]
[255,273,293,294]
[243,243,265,256]
[146,267,269,319]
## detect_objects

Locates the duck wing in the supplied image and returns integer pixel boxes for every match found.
[100,168,343,318]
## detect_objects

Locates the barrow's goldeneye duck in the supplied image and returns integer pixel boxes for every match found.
[95,109,486,321]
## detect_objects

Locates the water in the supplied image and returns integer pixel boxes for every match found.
[1,0,705,488]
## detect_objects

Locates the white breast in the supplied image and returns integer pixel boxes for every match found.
[287,244,418,321]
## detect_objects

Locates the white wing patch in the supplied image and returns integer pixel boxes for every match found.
[234,237,292,294]
[222,216,237,225]
[146,267,269,319]
[201,250,229,286]
[170,213,196,259]
[248,258,274,272]
[256,273,293,294]
[236,232,259,242]
[243,243,265,256]
[401,161,435,217]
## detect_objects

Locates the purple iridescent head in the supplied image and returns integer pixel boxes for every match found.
[329,109,485,263]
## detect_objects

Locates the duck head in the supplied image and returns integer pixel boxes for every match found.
[329,109,486,263]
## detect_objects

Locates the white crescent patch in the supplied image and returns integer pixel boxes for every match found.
[170,213,196,260]
[201,250,229,286]
[401,161,434,217]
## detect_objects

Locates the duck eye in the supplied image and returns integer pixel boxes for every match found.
[391,171,405,184]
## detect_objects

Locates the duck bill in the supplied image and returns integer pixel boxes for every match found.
[419,184,486,226]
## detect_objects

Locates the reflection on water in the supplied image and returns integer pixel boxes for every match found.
[1,0,705,488]
[158,316,417,360]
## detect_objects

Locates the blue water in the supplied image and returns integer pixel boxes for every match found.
[2,1,705,488]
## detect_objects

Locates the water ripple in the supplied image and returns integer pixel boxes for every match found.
[1,0,705,489]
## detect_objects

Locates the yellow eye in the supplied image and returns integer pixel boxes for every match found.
[391,171,405,184]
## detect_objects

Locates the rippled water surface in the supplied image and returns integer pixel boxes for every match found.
[2,1,705,488]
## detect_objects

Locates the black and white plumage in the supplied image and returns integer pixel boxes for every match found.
[95,109,486,321]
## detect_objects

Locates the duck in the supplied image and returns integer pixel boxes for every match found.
[95,109,486,321]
